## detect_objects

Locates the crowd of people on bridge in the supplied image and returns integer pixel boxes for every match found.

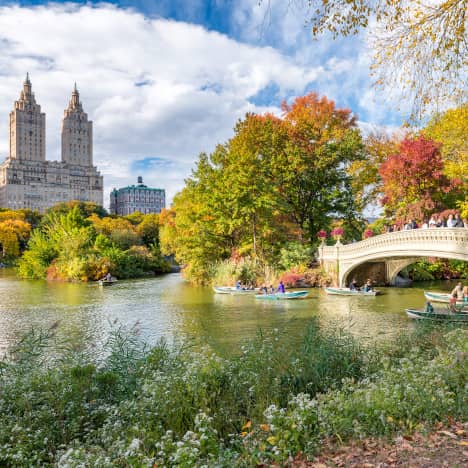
[384,212,467,232]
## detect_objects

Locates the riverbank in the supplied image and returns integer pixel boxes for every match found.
[305,420,467,467]
[0,321,466,466]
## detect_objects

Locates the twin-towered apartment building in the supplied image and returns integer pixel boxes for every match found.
[0,74,103,212]
[0,75,165,215]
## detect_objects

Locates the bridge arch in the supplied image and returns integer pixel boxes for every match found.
[319,229,468,287]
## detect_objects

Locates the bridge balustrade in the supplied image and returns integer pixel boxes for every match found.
[318,228,468,286]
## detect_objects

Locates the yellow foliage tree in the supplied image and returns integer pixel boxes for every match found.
[263,0,467,119]
[424,103,468,187]
[348,131,402,210]
[0,219,31,258]
[0,210,25,222]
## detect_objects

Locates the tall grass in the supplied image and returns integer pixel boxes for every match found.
[0,320,465,466]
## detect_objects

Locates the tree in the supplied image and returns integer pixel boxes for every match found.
[164,92,365,283]
[379,135,461,221]
[136,213,160,247]
[88,214,141,250]
[276,92,365,242]
[424,103,468,186]
[219,114,292,259]
[348,131,402,212]
[262,0,467,119]
[0,219,31,258]
[43,200,107,223]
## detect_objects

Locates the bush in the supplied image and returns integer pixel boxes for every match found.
[0,323,465,466]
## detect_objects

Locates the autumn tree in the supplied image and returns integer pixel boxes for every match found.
[424,103,468,187]
[379,135,461,222]
[217,114,292,259]
[88,215,141,250]
[165,152,234,283]
[0,218,31,259]
[164,92,365,282]
[261,0,467,119]
[276,92,365,242]
[136,213,160,247]
[348,131,402,212]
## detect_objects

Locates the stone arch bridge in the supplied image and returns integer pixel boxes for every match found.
[318,228,468,287]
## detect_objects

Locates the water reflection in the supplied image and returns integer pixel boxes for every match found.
[0,268,463,355]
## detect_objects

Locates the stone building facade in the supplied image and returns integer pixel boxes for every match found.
[110,176,165,216]
[0,75,103,212]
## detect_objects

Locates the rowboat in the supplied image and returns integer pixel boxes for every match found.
[406,308,468,322]
[424,291,465,306]
[98,279,117,286]
[255,291,309,300]
[213,286,259,295]
[324,287,381,296]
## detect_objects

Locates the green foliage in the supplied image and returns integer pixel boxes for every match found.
[317,329,467,440]
[278,242,313,271]
[17,230,58,278]
[42,200,108,223]
[18,204,169,281]
[0,326,146,465]
[405,259,468,281]
[163,93,365,283]
[0,322,465,466]
[0,321,466,466]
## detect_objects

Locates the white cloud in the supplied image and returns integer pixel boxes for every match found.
[0,2,408,208]
[0,3,331,205]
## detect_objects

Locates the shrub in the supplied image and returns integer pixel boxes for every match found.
[0,323,465,466]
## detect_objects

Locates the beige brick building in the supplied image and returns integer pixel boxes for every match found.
[0,75,103,212]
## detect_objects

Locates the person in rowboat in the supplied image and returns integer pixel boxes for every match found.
[425,301,434,313]
[101,272,112,282]
[362,279,373,292]
[451,282,463,300]
[349,278,359,291]
[277,281,285,293]
[449,292,458,313]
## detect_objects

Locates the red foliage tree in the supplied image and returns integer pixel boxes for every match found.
[379,135,459,223]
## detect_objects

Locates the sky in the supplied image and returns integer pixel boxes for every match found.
[0,0,409,207]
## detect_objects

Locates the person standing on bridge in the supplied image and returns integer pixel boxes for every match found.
[446,214,456,228]
[453,213,464,227]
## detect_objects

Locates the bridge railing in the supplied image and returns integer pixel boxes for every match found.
[319,228,468,261]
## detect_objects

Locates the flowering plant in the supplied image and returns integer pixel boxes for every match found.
[317,230,327,239]
[330,227,344,238]
[363,228,374,239]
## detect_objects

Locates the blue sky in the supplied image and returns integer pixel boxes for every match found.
[0,0,407,206]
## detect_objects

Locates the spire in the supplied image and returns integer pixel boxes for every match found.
[21,72,33,100]
[68,82,82,111]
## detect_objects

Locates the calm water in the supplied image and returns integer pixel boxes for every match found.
[0,269,461,355]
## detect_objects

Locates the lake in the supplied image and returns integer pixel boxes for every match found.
[0,268,461,355]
